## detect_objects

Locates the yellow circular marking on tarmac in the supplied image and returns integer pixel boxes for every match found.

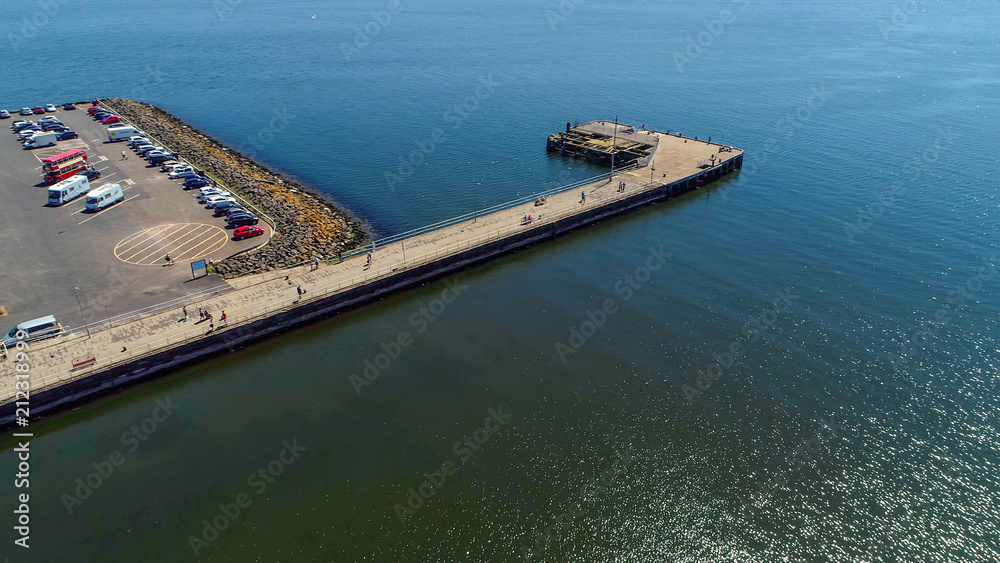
[114,223,229,266]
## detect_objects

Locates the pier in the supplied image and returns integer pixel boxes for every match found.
[0,121,742,427]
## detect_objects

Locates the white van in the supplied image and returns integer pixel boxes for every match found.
[85,183,124,211]
[23,131,57,150]
[48,175,91,206]
[108,126,138,141]
[3,315,64,347]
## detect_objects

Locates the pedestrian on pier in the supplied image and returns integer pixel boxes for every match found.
[198,307,204,320]
[312,256,320,271]
[182,306,188,321]
[209,320,214,332]
[220,311,227,325]
[366,253,372,268]
[297,285,303,299]
[581,191,586,203]
[121,150,127,160]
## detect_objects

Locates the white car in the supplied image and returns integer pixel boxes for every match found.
[199,189,231,202]
[20,108,32,116]
[38,115,59,122]
[169,166,195,178]
[205,196,236,208]
[44,104,57,112]
[0,110,10,119]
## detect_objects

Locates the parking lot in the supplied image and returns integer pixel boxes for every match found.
[0,103,272,335]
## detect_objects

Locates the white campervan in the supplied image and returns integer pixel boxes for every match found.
[47,175,91,206]
[85,183,124,211]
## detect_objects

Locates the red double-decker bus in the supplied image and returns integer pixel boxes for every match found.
[43,149,89,184]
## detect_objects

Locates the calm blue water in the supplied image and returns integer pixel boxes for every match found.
[1,0,999,561]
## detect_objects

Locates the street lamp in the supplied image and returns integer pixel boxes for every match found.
[75,287,90,339]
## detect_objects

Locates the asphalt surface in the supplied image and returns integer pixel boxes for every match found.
[0,105,268,335]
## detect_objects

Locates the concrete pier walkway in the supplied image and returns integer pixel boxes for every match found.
[0,123,741,419]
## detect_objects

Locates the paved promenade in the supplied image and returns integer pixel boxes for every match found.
[0,125,740,405]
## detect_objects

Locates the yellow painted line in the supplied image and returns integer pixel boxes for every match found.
[120,224,202,263]
[186,235,229,260]
[114,224,179,255]
[167,227,227,261]
[130,225,212,265]
[179,232,229,260]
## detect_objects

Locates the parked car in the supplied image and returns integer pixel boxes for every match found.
[184,178,211,189]
[47,126,70,134]
[92,112,112,120]
[172,172,201,182]
[32,107,46,114]
[12,122,37,132]
[149,154,174,164]
[57,131,79,141]
[228,214,260,227]
[87,106,103,115]
[168,166,195,178]
[18,130,39,140]
[101,115,121,124]
[0,110,9,119]
[215,204,245,217]
[40,121,64,131]
[20,108,33,116]
[158,160,181,171]
[197,187,229,200]
[3,315,64,348]
[10,119,26,128]
[233,226,264,240]
[137,145,162,155]
[44,104,57,112]
[205,196,236,208]
[38,115,59,122]
[224,206,248,217]
[64,103,77,110]
[81,169,101,181]
[132,142,154,152]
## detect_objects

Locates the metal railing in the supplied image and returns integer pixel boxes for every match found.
[18,165,680,399]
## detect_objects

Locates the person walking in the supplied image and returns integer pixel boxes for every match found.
[297,285,303,299]
[581,191,586,203]
[198,307,204,320]
[121,150,127,161]
[182,306,188,322]
[220,311,227,325]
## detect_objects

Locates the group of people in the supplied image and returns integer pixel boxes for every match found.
[617,181,628,193]
[719,145,734,153]
[521,214,534,225]
[534,196,547,206]
[182,306,226,331]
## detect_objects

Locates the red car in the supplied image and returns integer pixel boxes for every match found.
[87,105,102,115]
[32,106,46,114]
[101,115,121,124]
[233,226,264,240]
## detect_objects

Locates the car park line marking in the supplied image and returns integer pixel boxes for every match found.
[184,235,229,261]
[115,224,184,256]
[169,228,225,260]
[124,179,135,186]
[128,225,215,265]
[77,194,141,225]
[130,225,227,266]
[120,224,202,262]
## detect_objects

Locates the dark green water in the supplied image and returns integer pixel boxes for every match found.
[1,0,999,561]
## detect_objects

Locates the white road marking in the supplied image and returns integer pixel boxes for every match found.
[124,178,135,185]
[97,155,107,162]
[78,194,141,224]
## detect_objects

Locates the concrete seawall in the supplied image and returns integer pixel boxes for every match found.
[0,149,742,429]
